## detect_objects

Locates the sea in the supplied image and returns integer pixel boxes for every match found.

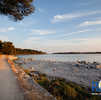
[17,54,101,87]
[18,54,101,63]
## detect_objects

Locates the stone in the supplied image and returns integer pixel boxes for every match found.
[96,65,101,69]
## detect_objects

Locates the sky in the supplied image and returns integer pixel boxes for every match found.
[0,0,101,53]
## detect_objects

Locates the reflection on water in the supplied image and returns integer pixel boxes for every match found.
[18,54,101,63]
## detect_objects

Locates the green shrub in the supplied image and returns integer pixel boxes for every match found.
[28,72,101,100]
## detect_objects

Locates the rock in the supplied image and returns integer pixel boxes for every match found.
[8,55,18,60]
[77,60,87,64]
[21,78,33,91]
[75,64,79,67]
[96,65,101,69]
[81,61,87,64]
[29,67,35,72]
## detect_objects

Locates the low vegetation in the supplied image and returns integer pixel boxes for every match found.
[24,69,101,100]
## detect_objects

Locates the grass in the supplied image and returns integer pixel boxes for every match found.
[24,69,101,100]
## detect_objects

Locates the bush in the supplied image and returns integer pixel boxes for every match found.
[24,70,101,100]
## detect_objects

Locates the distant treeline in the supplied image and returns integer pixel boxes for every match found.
[53,52,101,54]
[0,40,46,55]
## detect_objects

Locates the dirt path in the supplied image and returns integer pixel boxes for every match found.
[0,55,26,100]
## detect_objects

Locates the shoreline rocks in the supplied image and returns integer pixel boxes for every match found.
[7,56,56,100]
[15,58,101,88]
[96,65,101,69]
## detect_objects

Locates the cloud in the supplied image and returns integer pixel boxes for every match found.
[8,27,15,31]
[56,29,92,38]
[31,29,56,35]
[52,11,101,23]
[79,20,101,27]
[21,36,101,53]
[24,37,41,42]
[19,37,43,49]
[60,28,101,38]
[65,29,91,36]
[19,28,101,53]
[0,27,15,32]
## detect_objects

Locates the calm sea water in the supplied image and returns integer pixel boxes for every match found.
[18,54,101,63]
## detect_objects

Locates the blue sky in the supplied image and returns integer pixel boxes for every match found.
[0,0,101,52]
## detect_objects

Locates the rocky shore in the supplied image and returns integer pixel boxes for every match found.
[7,56,56,100]
[7,56,101,100]
[15,58,101,88]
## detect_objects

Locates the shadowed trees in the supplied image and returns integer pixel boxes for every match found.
[0,40,2,53]
[2,41,16,54]
[0,0,35,21]
[0,40,45,55]
[16,48,45,55]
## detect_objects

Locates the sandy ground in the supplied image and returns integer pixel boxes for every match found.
[0,55,26,100]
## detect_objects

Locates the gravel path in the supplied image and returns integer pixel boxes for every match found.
[0,55,26,100]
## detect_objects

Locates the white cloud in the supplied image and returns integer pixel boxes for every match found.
[19,37,43,50]
[65,29,91,36]
[61,28,101,37]
[31,29,56,35]
[19,28,101,53]
[52,11,101,23]
[79,20,101,27]
[8,27,15,31]
[0,27,15,32]
[20,33,101,53]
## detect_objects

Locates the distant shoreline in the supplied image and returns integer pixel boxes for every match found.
[53,52,101,54]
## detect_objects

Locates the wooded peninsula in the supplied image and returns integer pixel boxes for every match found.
[0,40,46,55]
